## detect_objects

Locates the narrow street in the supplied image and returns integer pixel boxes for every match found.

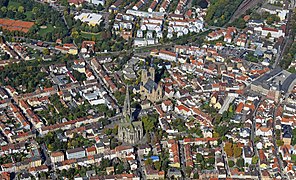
[178,141,189,179]
[40,144,57,180]
[272,94,290,180]
[221,142,231,178]
[250,98,262,180]
[136,152,146,180]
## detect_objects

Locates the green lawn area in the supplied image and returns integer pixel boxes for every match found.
[81,31,101,39]
[38,24,54,36]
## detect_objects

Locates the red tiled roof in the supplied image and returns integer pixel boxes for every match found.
[236,102,244,113]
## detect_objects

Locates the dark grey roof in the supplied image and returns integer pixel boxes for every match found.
[243,146,253,157]
[66,147,85,154]
[144,79,158,93]
[283,131,292,138]
[96,142,104,148]
[249,19,263,23]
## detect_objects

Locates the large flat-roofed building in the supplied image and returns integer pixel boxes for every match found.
[74,13,103,26]
[66,147,85,160]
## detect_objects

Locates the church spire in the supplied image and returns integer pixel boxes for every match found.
[122,85,132,123]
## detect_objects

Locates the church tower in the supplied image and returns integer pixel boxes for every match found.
[118,85,144,144]
[122,85,132,122]
[141,69,148,85]
[148,66,155,81]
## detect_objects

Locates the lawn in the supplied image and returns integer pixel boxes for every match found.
[81,31,101,40]
[38,24,54,36]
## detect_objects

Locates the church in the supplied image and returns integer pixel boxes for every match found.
[118,86,144,144]
[140,66,163,103]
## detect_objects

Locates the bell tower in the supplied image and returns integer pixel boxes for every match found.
[141,69,148,84]
[148,66,155,81]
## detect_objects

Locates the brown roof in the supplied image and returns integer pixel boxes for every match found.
[51,151,64,157]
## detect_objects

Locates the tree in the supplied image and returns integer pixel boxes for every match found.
[72,70,86,82]
[142,116,156,132]
[252,156,259,164]
[71,31,79,39]
[196,153,204,162]
[185,166,193,177]
[1,52,10,60]
[154,161,161,171]
[43,48,49,55]
[1,7,7,13]
[266,32,271,39]
[193,172,199,179]
[116,162,125,174]
[18,6,24,13]
[292,128,296,145]
[47,144,53,151]
[144,158,153,166]
[236,158,245,167]
[233,144,242,158]
[146,133,151,143]
[276,140,284,147]
[32,7,39,14]
[228,160,235,167]
[224,142,233,157]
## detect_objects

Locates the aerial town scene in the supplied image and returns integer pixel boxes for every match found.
[0,0,296,179]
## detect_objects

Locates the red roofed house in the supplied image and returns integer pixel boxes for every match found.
[162,100,173,112]
[86,146,97,156]
[175,104,191,115]
[81,41,95,54]
[50,151,64,163]
[254,26,285,38]
[158,50,176,61]
[68,0,84,7]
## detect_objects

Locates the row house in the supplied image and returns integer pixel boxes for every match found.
[236,33,247,47]
[184,144,193,167]
[183,137,218,146]
[39,116,99,135]
[159,0,170,12]
[148,0,160,12]
[167,140,180,168]
[224,27,237,43]
[133,0,148,10]
[1,157,42,172]
[0,142,27,155]
[175,0,188,14]
[51,151,65,163]
[66,147,86,160]
[157,50,177,61]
